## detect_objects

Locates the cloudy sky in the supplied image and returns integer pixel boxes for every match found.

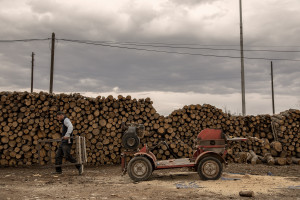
[0,0,299,116]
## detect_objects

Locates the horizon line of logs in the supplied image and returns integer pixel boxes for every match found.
[0,91,299,166]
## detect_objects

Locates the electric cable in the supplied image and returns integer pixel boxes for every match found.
[1,37,300,61]
[67,39,300,53]
[0,38,50,42]
[57,38,300,62]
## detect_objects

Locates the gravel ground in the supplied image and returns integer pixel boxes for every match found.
[0,163,299,200]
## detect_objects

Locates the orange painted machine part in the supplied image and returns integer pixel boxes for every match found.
[193,129,226,160]
[134,145,157,165]
[197,129,224,140]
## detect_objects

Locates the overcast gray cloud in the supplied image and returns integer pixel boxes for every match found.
[0,0,299,115]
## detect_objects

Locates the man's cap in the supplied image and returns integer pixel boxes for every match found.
[57,111,65,116]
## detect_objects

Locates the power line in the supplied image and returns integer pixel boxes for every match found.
[0,37,300,61]
[65,39,300,53]
[111,43,300,53]
[2,38,300,52]
[62,39,300,48]
[58,38,300,62]
[0,38,50,42]
[1,38,300,49]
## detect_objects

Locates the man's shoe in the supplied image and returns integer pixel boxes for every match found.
[78,165,83,175]
[52,171,62,174]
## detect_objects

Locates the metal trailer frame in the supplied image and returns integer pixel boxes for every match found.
[37,136,87,170]
[122,128,247,181]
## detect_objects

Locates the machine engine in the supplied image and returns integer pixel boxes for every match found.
[121,123,144,150]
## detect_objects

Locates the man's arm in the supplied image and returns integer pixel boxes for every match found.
[63,118,73,139]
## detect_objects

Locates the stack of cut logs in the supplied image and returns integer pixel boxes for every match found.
[0,91,299,166]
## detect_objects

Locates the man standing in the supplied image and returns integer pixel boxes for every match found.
[53,111,82,175]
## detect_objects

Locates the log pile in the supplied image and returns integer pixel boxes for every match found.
[0,91,299,166]
[271,110,300,158]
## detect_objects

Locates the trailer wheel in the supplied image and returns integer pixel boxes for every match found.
[122,133,140,150]
[128,156,153,182]
[197,157,222,180]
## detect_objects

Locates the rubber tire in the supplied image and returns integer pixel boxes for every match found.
[128,156,153,182]
[197,157,222,180]
[122,132,140,150]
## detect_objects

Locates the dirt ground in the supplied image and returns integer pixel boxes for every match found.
[0,163,299,200]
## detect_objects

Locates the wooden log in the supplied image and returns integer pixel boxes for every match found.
[238,152,249,163]
[157,127,165,134]
[270,149,278,157]
[258,155,266,163]
[292,157,300,165]
[275,157,286,165]
[249,150,258,165]
[264,153,275,165]
[239,191,254,197]
[99,119,107,127]
[270,141,282,152]
[1,136,9,143]
[286,157,292,165]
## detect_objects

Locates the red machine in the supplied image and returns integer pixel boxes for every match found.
[121,127,246,182]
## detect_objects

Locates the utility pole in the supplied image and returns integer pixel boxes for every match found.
[31,52,35,93]
[49,32,55,94]
[271,61,275,114]
[239,0,246,116]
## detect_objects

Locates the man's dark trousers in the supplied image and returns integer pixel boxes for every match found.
[55,143,80,172]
